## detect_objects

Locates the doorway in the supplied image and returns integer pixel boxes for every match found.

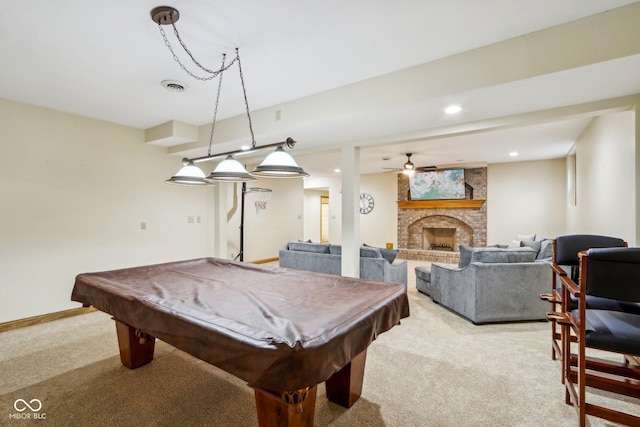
[320,196,329,243]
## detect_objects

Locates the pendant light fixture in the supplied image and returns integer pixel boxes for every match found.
[252,147,308,178]
[207,155,256,182]
[152,6,308,185]
[165,162,212,186]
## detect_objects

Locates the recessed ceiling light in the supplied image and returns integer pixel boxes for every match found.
[161,80,188,92]
[444,105,462,114]
[334,168,340,173]
[509,151,519,157]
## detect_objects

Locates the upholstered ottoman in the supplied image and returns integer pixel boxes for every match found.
[415,265,432,296]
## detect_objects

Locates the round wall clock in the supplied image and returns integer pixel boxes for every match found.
[359,193,374,214]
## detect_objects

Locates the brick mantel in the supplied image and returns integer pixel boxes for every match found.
[397,168,487,262]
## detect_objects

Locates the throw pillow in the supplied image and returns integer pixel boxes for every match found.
[379,248,399,264]
[509,240,521,248]
[364,243,398,264]
[520,240,542,253]
[517,233,536,242]
[537,239,553,260]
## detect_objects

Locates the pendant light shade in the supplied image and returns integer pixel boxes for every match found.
[206,155,257,182]
[165,162,215,186]
[251,147,309,178]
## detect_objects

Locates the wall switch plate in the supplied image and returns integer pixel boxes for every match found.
[140,222,146,230]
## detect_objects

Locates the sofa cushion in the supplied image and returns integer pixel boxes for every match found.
[364,244,399,264]
[471,247,537,264]
[326,244,388,260]
[360,246,382,258]
[458,245,501,268]
[329,244,341,255]
[458,245,474,268]
[287,242,330,253]
[415,265,432,281]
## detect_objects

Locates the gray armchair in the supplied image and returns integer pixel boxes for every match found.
[431,247,551,323]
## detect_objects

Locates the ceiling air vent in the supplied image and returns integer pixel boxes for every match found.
[161,80,188,92]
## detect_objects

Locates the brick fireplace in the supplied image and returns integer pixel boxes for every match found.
[397,168,487,264]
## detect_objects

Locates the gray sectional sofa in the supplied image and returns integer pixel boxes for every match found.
[279,242,407,287]
[429,245,552,324]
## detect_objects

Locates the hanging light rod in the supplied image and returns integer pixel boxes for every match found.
[152,5,308,185]
[185,138,296,165]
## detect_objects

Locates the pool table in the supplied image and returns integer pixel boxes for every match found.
[71,258,409,427]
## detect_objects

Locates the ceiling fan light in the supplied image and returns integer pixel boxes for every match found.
[403,168,415,176]
[251,147,309,178]
[402,152,415,175]
[206,155,257,182]
[165,163,215,186]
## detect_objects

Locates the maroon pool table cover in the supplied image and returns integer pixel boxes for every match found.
[71,258,409,391]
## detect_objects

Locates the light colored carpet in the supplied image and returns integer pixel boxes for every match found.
[0,260,636,426]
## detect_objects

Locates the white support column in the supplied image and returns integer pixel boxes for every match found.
[213,183,228,258]
[341,145,360,278]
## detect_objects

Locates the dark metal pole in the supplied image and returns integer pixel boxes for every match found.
[239,182,246,262]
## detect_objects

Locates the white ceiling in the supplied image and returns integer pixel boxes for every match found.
[1,0,639,176]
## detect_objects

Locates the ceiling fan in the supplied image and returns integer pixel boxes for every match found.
[383,153,438,174]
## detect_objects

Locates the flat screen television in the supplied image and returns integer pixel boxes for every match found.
[409,169,465,200]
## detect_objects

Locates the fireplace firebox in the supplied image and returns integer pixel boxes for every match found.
[423,228,456,251]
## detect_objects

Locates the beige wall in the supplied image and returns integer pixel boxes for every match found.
[566,111,636,244]
[359,173,398,248]
[241,177,304,261]
[0,98,214,323]
[487,158,567,245]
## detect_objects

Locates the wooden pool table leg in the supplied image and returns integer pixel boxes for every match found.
[114,320,156,369]
[325,349,367,408]
[254,385,317,427]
